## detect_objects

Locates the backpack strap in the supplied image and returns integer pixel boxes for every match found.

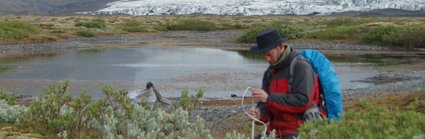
[288,56,299,93]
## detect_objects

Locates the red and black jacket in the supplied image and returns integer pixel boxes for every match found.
[256,48,320,137]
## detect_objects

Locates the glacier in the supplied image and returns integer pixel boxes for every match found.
[95,0,425,15]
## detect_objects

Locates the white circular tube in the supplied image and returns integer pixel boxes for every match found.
[241,86,267,138]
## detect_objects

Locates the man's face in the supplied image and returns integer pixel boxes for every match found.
[262,44,284,65]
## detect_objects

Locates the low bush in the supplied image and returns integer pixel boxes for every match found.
[2,81,423,138]
[0,100,27,123]
[75,19,106,29]
[20,81,73,135]
[315,17,371,28]
[308,26,360,40]
[0,20,39,39]
[165,19,217,31]
[0,91,17,105]
[216,22,248,30]
[0,81,216,138]
[122,21,151,32]
[363,25,425,48]
[238,22,305,43]
[178,88,204,114]
[76,29,95,37]
[362,25,398,45]
[300,99,425,139]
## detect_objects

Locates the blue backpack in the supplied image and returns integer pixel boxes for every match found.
[289,49,344,121]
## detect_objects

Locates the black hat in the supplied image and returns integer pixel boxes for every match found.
[250,29,283,54]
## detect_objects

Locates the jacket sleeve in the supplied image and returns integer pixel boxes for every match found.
[267,60,316,114]
[255,67,271,124]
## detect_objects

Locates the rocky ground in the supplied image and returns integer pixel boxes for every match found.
[0,30,424,138]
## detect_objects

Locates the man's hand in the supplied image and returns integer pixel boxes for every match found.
[249,108,260,119]
[251,87,268,103]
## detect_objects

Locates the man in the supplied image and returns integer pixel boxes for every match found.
[249,29,320,139]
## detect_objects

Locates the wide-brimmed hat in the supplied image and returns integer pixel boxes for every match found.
[250,29,283,54]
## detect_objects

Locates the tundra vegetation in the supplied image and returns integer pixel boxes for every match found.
[0,16,424,48]
[0,81,424,138]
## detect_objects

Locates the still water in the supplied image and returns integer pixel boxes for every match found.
[0,47,421,98]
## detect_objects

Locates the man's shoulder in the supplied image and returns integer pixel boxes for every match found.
[293,57,312,69]
[291,57,315,76]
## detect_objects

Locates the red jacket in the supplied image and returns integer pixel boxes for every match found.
[257,48,319,137]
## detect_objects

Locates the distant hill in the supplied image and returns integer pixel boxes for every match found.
[0,0,115,15]
[330,9,425,17]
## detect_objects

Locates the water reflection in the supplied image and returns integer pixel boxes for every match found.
[0,47,423,98]
[0,52,58,63]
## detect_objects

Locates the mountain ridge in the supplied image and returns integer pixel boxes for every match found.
[0,0,115,15]
[0,0,424,16]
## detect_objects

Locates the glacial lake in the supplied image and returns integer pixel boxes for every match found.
[0,47,423,98]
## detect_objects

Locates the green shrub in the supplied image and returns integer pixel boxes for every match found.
[315,17,370,28]
[363,25,425,48]
[309,26,360,40]
[0,20,39,39]
[6,81,212,138]
[0,91,17,105]
[2,81,424,138]
[300,99,425,139]
[217,22,248,30]
[77,29,95,37]
[238,22,305,43]
[21,81,73,135]
[178,88,204,115]
[123,21,150,32]
[238,28,262,43]
[75,19,106,29]
[166,19,217,31]
[362,25,398,45]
